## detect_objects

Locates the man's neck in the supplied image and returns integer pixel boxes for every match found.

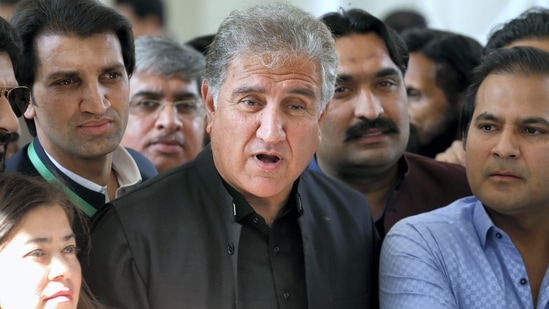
[247,196,290,227]
[42,143,114,187]
[318,159,400,218]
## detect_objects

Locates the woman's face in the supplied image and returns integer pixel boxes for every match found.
[0,204,81,309]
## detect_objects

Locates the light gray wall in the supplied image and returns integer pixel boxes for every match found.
[158,0,549,44]
[98,0,549,44]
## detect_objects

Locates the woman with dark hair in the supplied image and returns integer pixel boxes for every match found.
[0,173,102,309]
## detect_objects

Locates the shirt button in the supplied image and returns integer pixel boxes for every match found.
[227,244,235,255]
[520,278,528,285]
[252,217,259,224]
[495,233,502,239]
[283,291,290,300]
[274,246,280,254]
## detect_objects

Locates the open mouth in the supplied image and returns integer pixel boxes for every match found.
[256,154,280,163]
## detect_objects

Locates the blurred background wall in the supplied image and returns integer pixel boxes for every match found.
[103,0,548,45]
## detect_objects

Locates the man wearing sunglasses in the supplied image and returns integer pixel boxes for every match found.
[6,0,157,218]
[0,16,27,172]
[121,36,207,173]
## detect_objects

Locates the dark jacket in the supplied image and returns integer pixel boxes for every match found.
[83,144,379,309]
[383,152,471,233]
[5,138,158,212]
[309,152,472,237]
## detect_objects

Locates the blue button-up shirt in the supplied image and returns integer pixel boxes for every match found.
[380,196,549,309]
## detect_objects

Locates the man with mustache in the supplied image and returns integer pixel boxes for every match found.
[121,36,206,173]
[5,0,157,217]
[0,16,28,173]
[380,46,549,309]
[311,8,472,237]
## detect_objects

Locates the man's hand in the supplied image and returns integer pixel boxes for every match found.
[435,140,465,166]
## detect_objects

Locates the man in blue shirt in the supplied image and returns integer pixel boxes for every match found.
[380,46,549,308]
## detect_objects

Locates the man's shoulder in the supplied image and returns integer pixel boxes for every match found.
[93,164,198,231]
[404,152,466,174]
[113,163,193,202]
[298,169,372,220]
[300,168,365,198]
[108,150,215,212]
[5,143,35,174]
[125,147,158,180]
[392,196,478,234]
[403,152,469,188]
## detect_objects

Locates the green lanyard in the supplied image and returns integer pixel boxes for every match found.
[27,142,97,217]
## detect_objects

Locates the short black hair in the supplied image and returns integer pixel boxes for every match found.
[11,0,135,136]
[186,33,216,57]
[402,28,483,108]
[461,46,549,140]
[0,0,19,5]
[0,16,22,79]
[485,6,549,55]
[115,0,165,26]
[320,8,409,75]
[383,9,427,34]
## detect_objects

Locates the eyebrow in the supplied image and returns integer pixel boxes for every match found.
[132,90,163,98]
[474,112,549,126]
[374,68,401,79]
[521,117,549,126]
[46,71,78,82]
[337,68,402,83]
[46,63,126,82]
[132,90,199,100]
[336,74,353,83]
[25,233,75,245]
[102,63,126,75]
[231,85,317,100]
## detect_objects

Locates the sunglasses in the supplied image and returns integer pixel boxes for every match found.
[1,86,31,117]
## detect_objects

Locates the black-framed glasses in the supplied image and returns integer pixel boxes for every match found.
[129,98,201,118]
[1,86,31,117]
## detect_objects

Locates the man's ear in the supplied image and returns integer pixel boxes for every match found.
[202,80,215,134]
[318,102,330,126]
[24,97,35,119]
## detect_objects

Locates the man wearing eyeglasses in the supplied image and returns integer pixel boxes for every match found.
[0,16,28,173]
[5,0,157,217]
[121,36,206,173]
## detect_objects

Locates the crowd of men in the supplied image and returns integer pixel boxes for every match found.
[0,0,546,308]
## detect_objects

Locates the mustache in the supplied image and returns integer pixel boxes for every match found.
[343,118,400,143]
[0,132,11,173]
[149,133,184,145]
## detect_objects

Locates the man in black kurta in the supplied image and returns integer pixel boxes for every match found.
[83,3,379,309]
[85,145,378,308]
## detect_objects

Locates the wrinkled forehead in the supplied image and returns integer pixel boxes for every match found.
[228,51,319,73]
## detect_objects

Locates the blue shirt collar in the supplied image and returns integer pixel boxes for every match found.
[472,199,497,248]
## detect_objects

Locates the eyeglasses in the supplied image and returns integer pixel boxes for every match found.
[129,99,201,118]
[0,86,31,117]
